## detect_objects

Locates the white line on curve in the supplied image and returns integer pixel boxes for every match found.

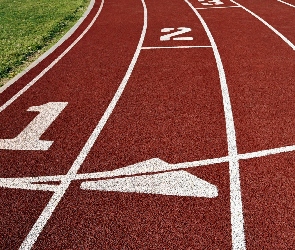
[18,0,106,248]
[18,0,147,248]
[231,0,295,50]
[0,0,100,113]
[142,46,212,49]
[278,0,295,8]
[184,1,246,249]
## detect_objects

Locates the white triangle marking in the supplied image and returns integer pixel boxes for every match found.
[80,170,218,198]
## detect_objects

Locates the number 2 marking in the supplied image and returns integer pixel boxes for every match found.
[160,27,193,41]
[0,102,68,150]
[198,0,224,6]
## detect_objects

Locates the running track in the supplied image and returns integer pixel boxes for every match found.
[1,0,295,249]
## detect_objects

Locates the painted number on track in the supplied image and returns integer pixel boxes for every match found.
[160,27,193,41]
[0,102,68,150]
[198,0,224,6]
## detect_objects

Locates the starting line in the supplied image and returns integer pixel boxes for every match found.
[1,143,295,194]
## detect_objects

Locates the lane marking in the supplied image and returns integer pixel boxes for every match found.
[231,0,295,50]
[278,0,295,8]
[18,0,147,248]
[3,143,295,186]
[198,0,224,5]
[0,102,67,150]
[142,45,212,49]
[195,5,240,9]
[0,0,95,94]
[3,143,295,190]
[185,1,246,249]
[160,27,193,41]
[0,0,102,113]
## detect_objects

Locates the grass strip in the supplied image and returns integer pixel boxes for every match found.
[0,0,90,87]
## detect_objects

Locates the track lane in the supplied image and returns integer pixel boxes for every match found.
[1,0,295,249]
[0,0,143,178]
[0,0,145,248]
[28,0,238,248]
[190,3,295,249]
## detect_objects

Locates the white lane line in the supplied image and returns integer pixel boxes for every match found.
[195,5,240,9]
[184,1,246,249]
[239,144,295,160]
[278,0,295,8]
[0,0,101,113]
[0,0,96,94]
[3,143,295,190]
[18,0,147,248]
[142,45,211,49]
[231,0,295,50]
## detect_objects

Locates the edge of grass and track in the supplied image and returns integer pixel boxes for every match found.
[0,0,93,89]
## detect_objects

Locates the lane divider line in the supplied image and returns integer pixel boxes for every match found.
[17,0,106,249]
[0,0,101,113]
[18,0,147,248]
[278,0,295,8]
[0,0,95,94]
[195,5,240,9]
[231,0,295,50]
[184,1,246,249]
[142,45,212,49]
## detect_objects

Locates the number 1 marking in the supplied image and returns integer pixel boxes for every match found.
[160,27,193,41]
[0,102,68,150]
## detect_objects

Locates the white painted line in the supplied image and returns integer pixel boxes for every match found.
[18,0,105,248]
[0,0,99,113]
[3,143,295,190]
[184,1,246,249]
[231,0,295,50]
[195,5,240,9]
[239,144,295,160]
[19,0,147,248]
[278,0,295,8]
[142,45,212,49]
[0,0,95,94]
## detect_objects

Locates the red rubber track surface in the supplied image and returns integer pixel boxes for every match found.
[1,0,295,249]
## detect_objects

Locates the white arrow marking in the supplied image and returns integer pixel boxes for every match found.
[81,170,218,198]
[0,102,68,150]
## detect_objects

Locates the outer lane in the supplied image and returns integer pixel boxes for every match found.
[0,0,145,248]
[0,0,143,178]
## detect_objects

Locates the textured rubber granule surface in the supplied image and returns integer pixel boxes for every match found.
[1,0,295,249]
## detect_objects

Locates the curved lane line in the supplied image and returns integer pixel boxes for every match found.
[278,0,295,8]
[19,0,147,248]
[0,0,102,113]
[184,1,246,249]
[0,0,96,94]
[231,0,295,50]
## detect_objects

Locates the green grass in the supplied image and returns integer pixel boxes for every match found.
[0,0,90,87]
